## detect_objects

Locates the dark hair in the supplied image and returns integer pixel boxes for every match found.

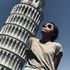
[48,22,59,42]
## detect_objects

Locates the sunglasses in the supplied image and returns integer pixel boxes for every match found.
[42,23,54,29]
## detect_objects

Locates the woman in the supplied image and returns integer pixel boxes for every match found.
[24,22,63,70]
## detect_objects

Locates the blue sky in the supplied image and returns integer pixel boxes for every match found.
[0,0,70,70]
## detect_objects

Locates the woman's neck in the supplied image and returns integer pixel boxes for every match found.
[40,36,51,44]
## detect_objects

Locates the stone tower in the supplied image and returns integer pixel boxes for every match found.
[0,0,44,70]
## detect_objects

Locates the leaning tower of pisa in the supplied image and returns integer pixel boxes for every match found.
[0,0,44,70]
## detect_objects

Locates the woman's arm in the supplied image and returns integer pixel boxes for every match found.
[54,52,63,70]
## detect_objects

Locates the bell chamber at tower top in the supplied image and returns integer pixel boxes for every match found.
[20,0,44,11]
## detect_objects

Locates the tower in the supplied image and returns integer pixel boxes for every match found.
[0,0,44,70]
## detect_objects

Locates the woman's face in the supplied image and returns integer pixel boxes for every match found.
[41,23,54,35]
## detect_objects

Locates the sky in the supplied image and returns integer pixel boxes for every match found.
[0,0,70,70]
